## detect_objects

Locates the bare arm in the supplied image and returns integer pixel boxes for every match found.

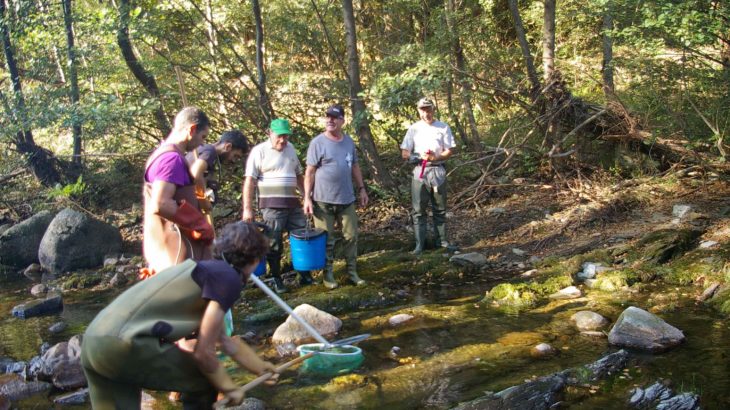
[148,180,179,219]
[302,165,316,215]
[189,158,208,193]
[427,147,455,162]
[242,176,257,222]
[352,163,369,208]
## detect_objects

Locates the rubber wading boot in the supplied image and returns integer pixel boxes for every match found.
[411,224,426,255]
[323,269,338,289]
[348,271,366,286]
[273,276,289,294]
[434,223,457,251]
[299,271,314,286]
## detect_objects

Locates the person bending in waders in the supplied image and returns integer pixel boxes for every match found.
[142,107,215,277]
[81,222,279,409]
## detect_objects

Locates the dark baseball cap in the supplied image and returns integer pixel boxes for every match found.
[325,104,345,119]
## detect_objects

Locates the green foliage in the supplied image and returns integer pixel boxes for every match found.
[47,176,86,200]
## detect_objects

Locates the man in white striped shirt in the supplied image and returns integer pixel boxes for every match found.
[242,119,313,293]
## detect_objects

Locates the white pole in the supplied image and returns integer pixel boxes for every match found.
[250,275,330,346]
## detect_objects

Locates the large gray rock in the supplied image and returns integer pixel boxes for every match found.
[0,211,55,268]
[449,253,487,268]
[11,291,63,319]
[38,335,86,390]
[608,307,685,352]
[272,304,341,355]
[38,208,122,273]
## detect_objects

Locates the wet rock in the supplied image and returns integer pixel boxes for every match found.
[0,224,10,236]
[512,248,526,256]
[272,304,341,355]
[571,311,609,331]
[577,262,599,280]
[628,380,699,409]
[656,392,700,410]
[453,374,566,410]
[389,346,401,359]
[38,208,123,273]
[11,291,63,319]
[30,283,48,297]
[0,358,13,373]
[449,253,487,268]
[23,263,43,282]
[0,211,55,268]
[25,356,43,380]
[530,343,557,358]
[38,335,86,390]
[549,286,582,300]
[581,349,629,381]
[225,397,267,410]
[388,313,414,327]
[580,331,606,338]
[53,388,89,405]
[608,307,685,352]
[0,373,52,401]
[49,321,68,334]
[3,361,25,375]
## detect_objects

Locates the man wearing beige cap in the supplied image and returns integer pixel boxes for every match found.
[401,97,456,255]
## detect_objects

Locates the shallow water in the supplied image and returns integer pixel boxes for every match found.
[1,267,729,409]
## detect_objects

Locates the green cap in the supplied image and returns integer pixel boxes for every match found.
[269,118,291,135]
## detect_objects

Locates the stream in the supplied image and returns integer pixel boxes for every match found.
[1,268,729,409]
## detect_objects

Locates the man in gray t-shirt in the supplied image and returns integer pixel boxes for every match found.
[303,104,369,289]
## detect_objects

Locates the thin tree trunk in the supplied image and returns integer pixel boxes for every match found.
[63,0,82,167]
[36,0,65,84]
[0,0,60,186]
[205,0,231,128]
[508,0,540,92]
[341,0,395,188]
[602,0,615,95]
[252,0,273,125]
[116,0,170,137]
[543,0,556,81]
[446,72,468,145]
[445,0,479,148]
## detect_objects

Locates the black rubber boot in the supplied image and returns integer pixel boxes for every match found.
[268,257,288,294]
[412,223,426,255]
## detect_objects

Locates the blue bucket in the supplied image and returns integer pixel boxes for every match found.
[289,228,327,271]
[253,258,267,277]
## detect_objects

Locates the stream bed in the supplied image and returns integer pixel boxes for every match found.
[1,270,728,409]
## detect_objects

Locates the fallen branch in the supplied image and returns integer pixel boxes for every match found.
[0,168,26,184]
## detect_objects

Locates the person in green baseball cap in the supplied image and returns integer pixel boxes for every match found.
[242,118,314,293]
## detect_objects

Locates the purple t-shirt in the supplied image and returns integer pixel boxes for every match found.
[145,150,191,187]
[191,260,243,312]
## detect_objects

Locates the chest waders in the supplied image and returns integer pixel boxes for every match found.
[81,260,216,408]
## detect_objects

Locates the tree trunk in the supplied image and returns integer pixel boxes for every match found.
[341,0,395,188]
[602,0,615,95]
[0,0,61,186]
[252,0,274,125]
[508,0,540,92]
[445,0,479,148]
[543,0,556,81]
[205,0,231,128]
[63,0,82,167]
[116,0,170,137]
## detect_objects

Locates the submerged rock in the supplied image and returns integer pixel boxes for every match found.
[388,313,414,327]
[608,306,685,352]
[453,374,566,410]
[571,311,609,331]
[53,388,89,405]
[11,291,63,319]
[549,286,582,300]
[226,397,267,410]
[530,343,557,358]
[0,373,52,401]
